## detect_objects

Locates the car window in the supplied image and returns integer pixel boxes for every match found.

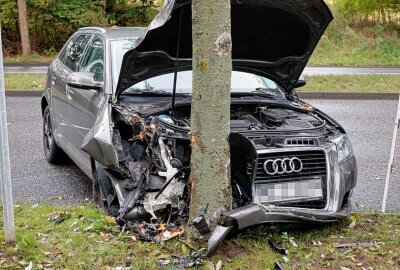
[123,70,283,95]
[80,36,104,82]
[110,39,137,89]
[58,36,77,63]
[63,34,92,72]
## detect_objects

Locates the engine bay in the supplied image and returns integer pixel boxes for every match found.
[97,101,338,224]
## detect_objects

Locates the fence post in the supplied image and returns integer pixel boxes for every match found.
[382,93,400,213]
[0,23,16,242]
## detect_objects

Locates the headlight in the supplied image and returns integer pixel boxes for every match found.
[333,134,354,163]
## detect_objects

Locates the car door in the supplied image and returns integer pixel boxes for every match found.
[54,34,92,153]
[50,35,79,145]
[65,35,106,176]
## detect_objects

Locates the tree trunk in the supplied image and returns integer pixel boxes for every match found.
[17,0,31,55]
[102,0,106,15]
[190,0,232,225]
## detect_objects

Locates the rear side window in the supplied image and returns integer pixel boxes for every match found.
[63,34,92,72]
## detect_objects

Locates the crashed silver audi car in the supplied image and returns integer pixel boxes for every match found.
[41,0,357,231]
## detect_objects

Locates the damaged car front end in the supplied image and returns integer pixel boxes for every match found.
[43,0,357,239]
[86,89,356,228]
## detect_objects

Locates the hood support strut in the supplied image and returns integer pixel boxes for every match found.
[170,8,184,117]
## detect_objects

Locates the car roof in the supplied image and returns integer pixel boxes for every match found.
[77,27,146,40]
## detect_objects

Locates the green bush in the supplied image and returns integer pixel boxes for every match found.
[0,0,158,55]
[334,0,399,26]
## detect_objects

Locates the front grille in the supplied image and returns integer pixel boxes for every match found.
[285,137,316,146]
[254,150,327,183]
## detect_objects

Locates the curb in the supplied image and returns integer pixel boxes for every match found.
[5,91,42,97]
[4,63,50,67]
[297,92,398,100]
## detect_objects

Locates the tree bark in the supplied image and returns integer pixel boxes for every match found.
[17,0,31,55]
[190,0,232,225]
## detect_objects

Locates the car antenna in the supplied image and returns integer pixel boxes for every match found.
[170,8,183,117]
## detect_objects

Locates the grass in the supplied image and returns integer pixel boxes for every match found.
[0,204,400,269]
[309,25,400,66]
[308,1,400,67]
[4,73,46,91]
[3,53,57,64]
[300,75,400,93]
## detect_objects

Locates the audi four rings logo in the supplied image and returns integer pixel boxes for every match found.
[263,157,303,175]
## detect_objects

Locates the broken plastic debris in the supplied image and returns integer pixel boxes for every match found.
[333,242,373,249]
[283,256,290,264]
[24,262,33,270]
[215,260,222,270]
[289,238,298,248]
[126,222,184,242]
[349,220,356,228]
[268,239,289,255]
[274,261,285,270]
[157,251,205,268]
[191,204,211,235]
[312,240,323,246]
[192,215,210,235]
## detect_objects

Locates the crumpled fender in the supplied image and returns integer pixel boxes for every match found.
[81,96,119,168]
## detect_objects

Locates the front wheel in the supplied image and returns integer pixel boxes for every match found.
[43,107,66,164]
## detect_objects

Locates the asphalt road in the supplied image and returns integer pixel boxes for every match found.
[4,64,400,76]
[5,97,92,205]
[303,66,400,76]
[3,97,400,212]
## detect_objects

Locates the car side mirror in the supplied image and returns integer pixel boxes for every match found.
[67,72,103,91]
[294,79,306,88]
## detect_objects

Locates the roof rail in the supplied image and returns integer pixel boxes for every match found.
[78,27,106,33]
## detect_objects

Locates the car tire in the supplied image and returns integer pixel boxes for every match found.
[43,107,66,164]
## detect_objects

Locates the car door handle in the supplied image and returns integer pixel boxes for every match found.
[67,88,74,101]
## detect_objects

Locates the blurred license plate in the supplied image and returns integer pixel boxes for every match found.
[254,178,323,203]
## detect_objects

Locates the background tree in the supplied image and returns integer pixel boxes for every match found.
[190,0,232,225]
[0,0,157,56]
[17,0,31,55]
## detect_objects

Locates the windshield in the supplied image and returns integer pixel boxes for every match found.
[111,39,137,89]
[121,70,283,96]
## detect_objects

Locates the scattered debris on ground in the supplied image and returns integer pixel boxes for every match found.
[1,205,399,269]
[333,242,374,249]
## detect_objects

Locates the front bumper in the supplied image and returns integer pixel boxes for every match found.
[225,144,357,229]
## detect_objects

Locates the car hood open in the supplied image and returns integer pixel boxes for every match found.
[116,0,332,96]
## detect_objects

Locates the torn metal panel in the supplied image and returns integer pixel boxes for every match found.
[143,180,185,218]
[81,97,119,168]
